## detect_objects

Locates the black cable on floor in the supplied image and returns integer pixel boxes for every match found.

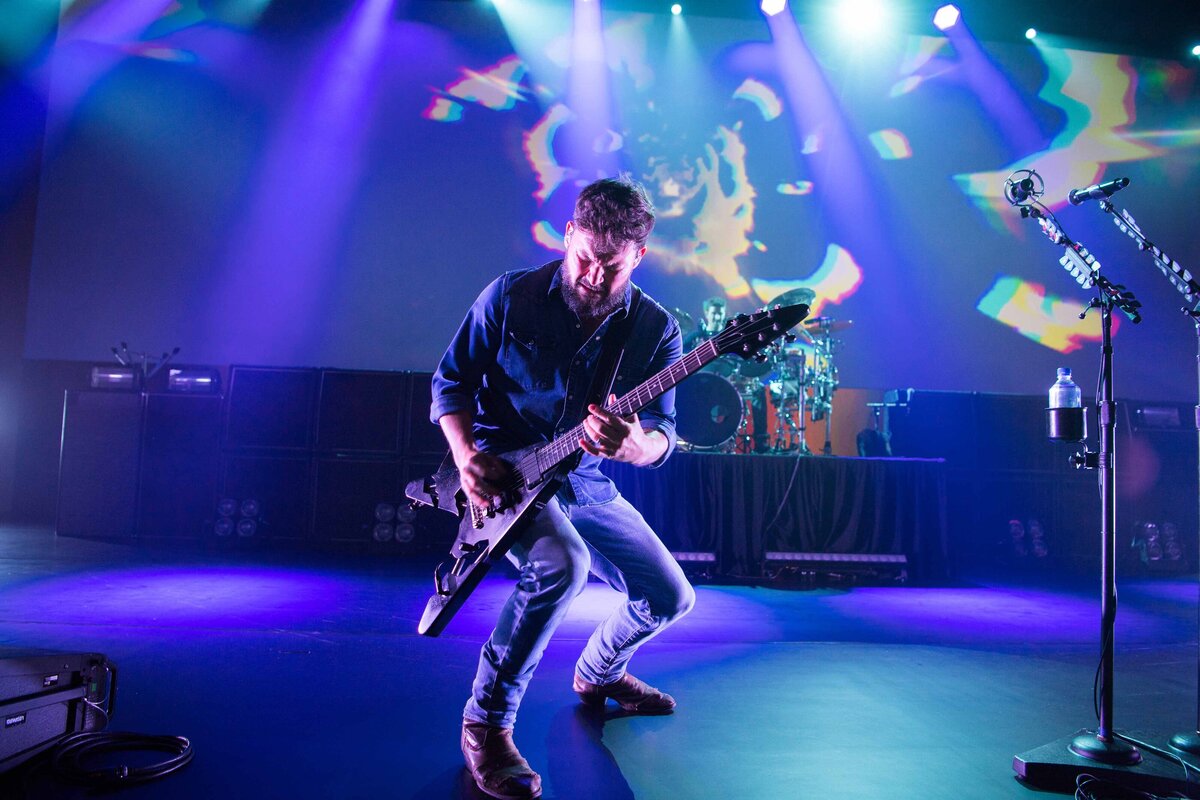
[49,731,194,788]
[1075,772,1194,800]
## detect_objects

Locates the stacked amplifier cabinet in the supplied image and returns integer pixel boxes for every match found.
[885,390,1115,575]
[220,367,319,542]
[57,391,221,541]
[221,367,454,548]
[0,649,115,773]
[57,368,454,549]
[310,369,454,548]
[56,392,143,539]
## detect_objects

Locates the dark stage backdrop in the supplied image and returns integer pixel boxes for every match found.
[18,0,1200,399]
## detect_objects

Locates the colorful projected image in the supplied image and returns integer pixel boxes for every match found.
[976,276,1111,353]
[11,1,1200,399]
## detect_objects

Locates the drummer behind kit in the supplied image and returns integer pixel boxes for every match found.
[671,289,852,456]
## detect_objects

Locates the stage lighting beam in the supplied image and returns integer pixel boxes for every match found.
[1026,28,1037,40]
[671,3,681,15]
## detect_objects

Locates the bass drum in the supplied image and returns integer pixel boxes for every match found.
[674,374,743,449]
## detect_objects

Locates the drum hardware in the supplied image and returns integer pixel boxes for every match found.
[769,287,817,307]
[802,317,849,456]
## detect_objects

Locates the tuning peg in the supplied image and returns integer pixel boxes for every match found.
[735,313,749,324]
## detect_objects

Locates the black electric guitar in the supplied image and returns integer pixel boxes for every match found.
[405,302,810,636]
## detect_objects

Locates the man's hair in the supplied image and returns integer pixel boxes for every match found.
[572,175,656,256]
[703,297,727,312]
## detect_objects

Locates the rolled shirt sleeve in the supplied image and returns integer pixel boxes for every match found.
[430,276,505,425]
[634,316,682,468]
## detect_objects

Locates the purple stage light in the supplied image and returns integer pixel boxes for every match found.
[933,5,960,32]
[936,14,1043,160]
[201,0,394,363]
[1,566,350,629]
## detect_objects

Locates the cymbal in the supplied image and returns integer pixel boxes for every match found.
[803,316,854,333]
[769,287,816,307]
[671,307,697,334]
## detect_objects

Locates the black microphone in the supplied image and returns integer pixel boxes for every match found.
[1009,178,1034,203]
[1068,177,1129,205]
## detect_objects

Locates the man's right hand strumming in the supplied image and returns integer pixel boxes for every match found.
[438,411,514,508]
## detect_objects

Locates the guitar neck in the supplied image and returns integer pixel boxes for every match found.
[527,339,721,475]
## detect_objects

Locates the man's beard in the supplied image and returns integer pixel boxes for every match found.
[559,267,624,321]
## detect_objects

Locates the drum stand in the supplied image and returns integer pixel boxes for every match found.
[786,352,812,455]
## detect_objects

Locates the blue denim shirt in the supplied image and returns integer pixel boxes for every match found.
[430,261,682,505]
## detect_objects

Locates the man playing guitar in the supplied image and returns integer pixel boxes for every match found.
[430,176,694,800]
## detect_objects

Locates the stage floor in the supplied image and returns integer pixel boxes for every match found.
[1,525,1198,799]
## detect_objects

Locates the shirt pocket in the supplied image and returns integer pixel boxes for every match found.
[503,328,563,391]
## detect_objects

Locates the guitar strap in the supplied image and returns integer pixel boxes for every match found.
[567,287,643,468]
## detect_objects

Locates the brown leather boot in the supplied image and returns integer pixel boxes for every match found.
[572,673,676,714]
[461,721,542,800]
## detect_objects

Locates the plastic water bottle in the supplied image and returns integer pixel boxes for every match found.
[1048,367,1084,441]
[1048,367,1082,409]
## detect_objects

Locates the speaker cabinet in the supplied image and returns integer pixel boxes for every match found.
[56,391,143,540]
[974,393,1059,473]
[887,391,978,466]
[1118,401,1196,574]
[312,458,405,543]
[137,394,222,539]
[404,372,446,457]
[315,370,407,455]
[224,367,317,451]
[218,454,312,541]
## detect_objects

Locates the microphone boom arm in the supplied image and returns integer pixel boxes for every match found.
[1103,201,1200,316]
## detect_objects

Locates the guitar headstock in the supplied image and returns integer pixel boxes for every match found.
[713,303,810,361]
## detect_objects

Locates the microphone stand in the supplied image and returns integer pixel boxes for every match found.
[1010,202,1175,790]
[1097,201,1200,755]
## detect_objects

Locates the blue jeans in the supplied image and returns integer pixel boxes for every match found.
[463,494,695,729]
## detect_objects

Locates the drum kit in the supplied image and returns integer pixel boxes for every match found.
[672,288,851,456]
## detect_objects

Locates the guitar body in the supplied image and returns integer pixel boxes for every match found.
[405,447,564,637]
